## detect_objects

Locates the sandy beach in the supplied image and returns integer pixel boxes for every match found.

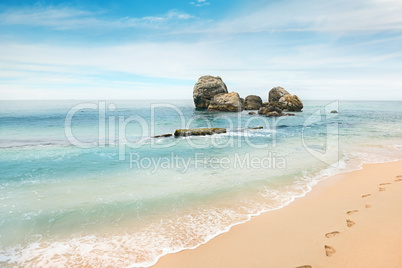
[154,160,402,268]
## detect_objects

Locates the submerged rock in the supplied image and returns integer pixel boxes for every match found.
[268,86,303,112]
[207,92,242,112]
[258,105,293,117]
[153,134,173,138]
[193,76,228,109]
[244,95,263,110]
[258,106,283,115]
[265,111,282,117]
[174,128,227,137]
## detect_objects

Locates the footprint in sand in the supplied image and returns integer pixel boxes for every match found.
[362,194,371,198]
[346,219,355,227]
[396,175,402,178]
[365,204,372,208]
[347,210,359,215]
[380,183,391,186]
[325,231,340,238]
[395,176,402,182]
[325,245,336,257]
[379,187,386,192]
[295,266,312,268]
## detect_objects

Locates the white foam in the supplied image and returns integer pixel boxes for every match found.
[2,142,402,267]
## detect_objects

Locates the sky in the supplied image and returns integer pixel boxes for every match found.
[0,0,402,100]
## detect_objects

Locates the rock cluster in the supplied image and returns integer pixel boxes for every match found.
[192,75,304,116]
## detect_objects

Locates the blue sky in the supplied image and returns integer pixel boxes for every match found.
[1,0,402,100]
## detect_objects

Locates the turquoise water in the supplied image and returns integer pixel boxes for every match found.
[0,100,401,266]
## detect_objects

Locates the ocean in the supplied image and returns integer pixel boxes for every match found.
[0,100,401,267]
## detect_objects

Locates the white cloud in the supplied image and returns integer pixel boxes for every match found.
[0,6,99,29]
[0,6,192,29]
[217,0,402,33]
[190,0,210,7]
[1,35,402,100]
[1,0,402,100]
[117,10,192,28]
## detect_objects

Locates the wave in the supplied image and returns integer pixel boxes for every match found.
[3,143,401,268]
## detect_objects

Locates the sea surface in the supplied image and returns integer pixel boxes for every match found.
[0,100,401,267]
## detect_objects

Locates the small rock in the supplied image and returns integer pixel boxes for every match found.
[331,110,338,114]
[248,112,256,115]
[265,111,282,117]
[244,95,263,110]
[262,102,270,107]
[153,134,173,138]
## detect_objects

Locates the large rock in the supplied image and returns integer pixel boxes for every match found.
[269,87,290,103]
[268,86,303,111]
[193,76,228,109]
[244,95,263,110]
[207,92,242,112]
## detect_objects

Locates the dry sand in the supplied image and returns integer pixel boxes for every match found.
[154,160,402,268]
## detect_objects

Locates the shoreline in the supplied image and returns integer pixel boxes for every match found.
[153,160,402,267]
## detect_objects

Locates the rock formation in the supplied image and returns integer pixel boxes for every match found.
[207,92,242,112]
[192,77,304,114]
[244,95,263,110]
[174,128,226,137]
[258,105,294,117]
[193,76,228,109]
[268,86,303,111]
[258,105,283,116]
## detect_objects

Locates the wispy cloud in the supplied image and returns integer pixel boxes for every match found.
[0,0,402,100]
[117,10,193,28]
[1,33,401,100]
[207,0,402,33]
[190,0,210,7]
[0,6,192,30]
[0,6,98,29]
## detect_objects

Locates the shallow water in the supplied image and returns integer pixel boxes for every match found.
[0,100,401,266]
